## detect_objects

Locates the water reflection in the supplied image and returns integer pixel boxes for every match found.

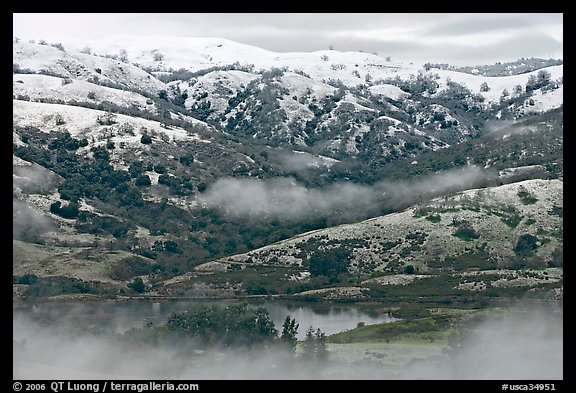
[15,299,397,339]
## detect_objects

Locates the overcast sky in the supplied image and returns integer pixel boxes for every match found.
[13,13,562,65]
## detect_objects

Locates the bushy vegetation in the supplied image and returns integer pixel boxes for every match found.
[20,276,114,298]
[12,47,562,305]
[452,220,480,241]
[514,234,539,256]
[308,247,352,280]
[517,186,538,205]
[109,257,153,280]
[424,58,562,77]
[166,303,278,348]
[328,315,451,343]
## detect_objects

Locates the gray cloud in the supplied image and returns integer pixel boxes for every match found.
[13,199,55,242]
[431,32,563,65]
[200,166,489,220]
[275,151,336,171]
[13,163,61,194]
[13,13,562,66]
[423,14,544,37]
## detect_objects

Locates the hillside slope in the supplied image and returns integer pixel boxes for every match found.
[13,37,563,302]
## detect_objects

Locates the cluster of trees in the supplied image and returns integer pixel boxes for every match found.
[452,219,480,241]
[423,58,562,77]
[164,304,328,360]
[525,70,554,93]
[49,201,80,219]
[155,62,256,83]
[308,247,352,282]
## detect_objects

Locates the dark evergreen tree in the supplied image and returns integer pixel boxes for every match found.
[280,316,299,354]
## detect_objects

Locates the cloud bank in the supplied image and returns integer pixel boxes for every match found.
[200,166,490,220]
[13,303,562,379]
[13,13,562,66]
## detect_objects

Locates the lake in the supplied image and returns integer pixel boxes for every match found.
[13,299,397,339]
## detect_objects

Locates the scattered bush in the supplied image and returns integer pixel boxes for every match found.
[128,277,146,293]
[140,133,152,144]
[514,234,539,256]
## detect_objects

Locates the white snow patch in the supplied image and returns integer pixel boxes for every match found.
[369,84,411,100]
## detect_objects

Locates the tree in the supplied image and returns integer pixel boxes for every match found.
[308,247,352,280]
[515,234,539,256]
[152,50,164,62]
[135,175,151,187]
[119,48,128,62]
[536,69,551,86]
[164,240,181,254]
[166,304,278,348]
[280,316,299,354]
[479,82,490,92]
[158,90,168,100]
[140,133,152,144]
[153,163,166,174]
[179,155,194,166]
[453,220,480,241]
[302,326,328,361]
[315,328,328,361]
[128,277,146,293]
[96,112,117,126]
[51,42,65,51]
[302,326,317,361]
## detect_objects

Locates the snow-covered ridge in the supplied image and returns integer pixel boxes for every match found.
[13,100,206,146]
[15,37,563,110]
[14,41,167,94]
[13,37,563,160]
[13,73,154,112]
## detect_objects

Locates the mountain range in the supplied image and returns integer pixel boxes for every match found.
[12,36,563,302]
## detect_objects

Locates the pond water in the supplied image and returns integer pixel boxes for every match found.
[14,299,397,339]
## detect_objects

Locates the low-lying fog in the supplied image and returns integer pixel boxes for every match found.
[13,302,562,380]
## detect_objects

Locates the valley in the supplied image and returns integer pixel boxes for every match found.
[13,34,563,379]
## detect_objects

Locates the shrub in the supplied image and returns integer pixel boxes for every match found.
[109,257,152,280]
[140,134,152,144]
[135,175,151,187]
[96,112,117,126]
[453,220,480,241]
[128,277,146,293]
[50,201,80,219]
[517,186,538,205]
[308,247,351,279]
[514,234,539,256]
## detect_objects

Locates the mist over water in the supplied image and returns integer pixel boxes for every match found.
[13,302,562,380]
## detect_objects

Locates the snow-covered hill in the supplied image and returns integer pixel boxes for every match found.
[204,179,563,274]
[12,36,563,301]
[14,38,563,156]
